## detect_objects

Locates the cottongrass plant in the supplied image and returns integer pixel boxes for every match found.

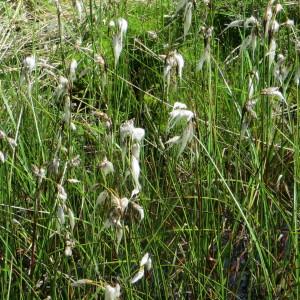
[166,102,195,156]
[1,0,300,299]
[110,18,128,67]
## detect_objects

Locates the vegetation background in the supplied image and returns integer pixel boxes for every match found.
[0,0,299,299]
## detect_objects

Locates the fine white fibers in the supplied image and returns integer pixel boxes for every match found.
[69,59,78,82]
[174,52,184,80]
[132,202,144,221]
[167,102,194,156]
[117,18,128,36]
[104,284,121,300]
[196,46,210,71]
[113,35,123,67]
[0,151,5,163]
[164,50,185,82]
[183,2,193,39]
[130,252,152,284]
[23,55,36,73]
[57,184,67,201]
[75,0,83,21]
[244,16,258,28]
[131,155,141,191]
[68,208,75,232]
[140,252,150,266]
[111,18,128,67]
[175,0,188,14]
[57,205,65,225]
[261,87,286,104]
[132,143,141,161]
[178,121,194,156]
[120,120,145,144]
[130,268,145,284]
[173,102,187,110]
[132,127,145,143]
[168,109,194,129]
[96,190,109,206]
[100,157,114,176]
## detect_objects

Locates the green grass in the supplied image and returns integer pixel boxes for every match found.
[0,0,299,299]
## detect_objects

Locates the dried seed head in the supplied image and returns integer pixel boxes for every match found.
[95,54,106,68]
[132,127,145,143]
[270,20,280,35]
[0,130,6,139]
[120,119,145,143]
[50,157,60,175]
[23,55,36,73]
[244,16,258,28]
[71,279,93,287]
[131,202,144,221]
[57,205,65,225]
[147,30,158,39]
[104,283,121,300]
[168,108,194,129]
[166,135,181,146]
[67,178,80,183]
[274,3,283,15]
[32,165,46,180]
[140,252,150,267]
[68,208,75,232]
[74,0,83,21]
[69,59,78,82]
[131,155,141,192]
[164,50,185,81]
[282,19,294,28]
[100,157,114,176]
[183,2,193,39]
[173,102,187,110]
[70,155,81,167]
[57,184,68,201]
[261,87,286,103]
[65,246,72,257]
[116,18,128,36]
[96,190,109,206]
[0,151,5,163]
[178,121,194,156]
[130,268,145,284]
[130,253,152,284]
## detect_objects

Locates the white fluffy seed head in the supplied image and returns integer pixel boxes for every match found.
[69,59,78,82]
[100,157,114,176]
[168,109,194,129]
[140,252,150,267]
[131,155,141,191]
[57,205,65,225]
[173,102,187,110]
[244,16,258,28]
[130,267,145,284]
[57,184,67,201]
[23,55,36,73]
[183,2,193,39]
[104,284,121,300]
[174,52,184,80]
[68,208,75,232]
[64,246,72,257]
[0,151,5,163]
[117,18,128,36]
[132,202,144,221]
[96,190,109,206]
[132,127,145,143]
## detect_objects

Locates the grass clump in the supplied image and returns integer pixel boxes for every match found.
[0,0,299,299]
